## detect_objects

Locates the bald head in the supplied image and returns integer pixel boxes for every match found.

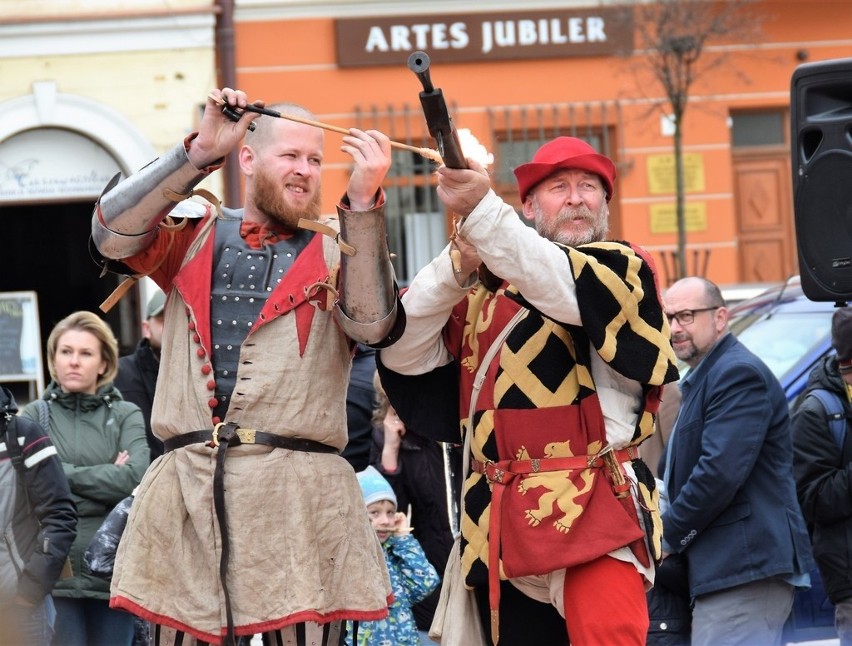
[245,103,320,151]
[239,102,325,228]
[664,277,728,368]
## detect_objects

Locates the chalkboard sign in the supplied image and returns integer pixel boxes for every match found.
[0,291,44,398]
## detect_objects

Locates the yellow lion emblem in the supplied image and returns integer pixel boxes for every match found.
[516,440,602,533]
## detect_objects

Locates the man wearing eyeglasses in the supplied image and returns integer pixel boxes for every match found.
[661,276,814,646]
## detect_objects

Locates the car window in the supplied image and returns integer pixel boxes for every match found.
[731,311,832,382]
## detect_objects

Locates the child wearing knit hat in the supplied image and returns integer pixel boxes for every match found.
[347,466,440,645]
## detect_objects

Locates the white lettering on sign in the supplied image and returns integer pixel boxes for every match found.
[365,22,469,53]
[482,16,607,53]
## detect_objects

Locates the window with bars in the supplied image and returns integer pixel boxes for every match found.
[351,100,621,285]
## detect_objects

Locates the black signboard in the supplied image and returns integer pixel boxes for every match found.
[0,291,44,397]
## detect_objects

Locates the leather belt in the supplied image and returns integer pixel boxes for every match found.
[163,425,339,454]
[471,446,635,490]
[164,422,337,645]
[470,445,637,641]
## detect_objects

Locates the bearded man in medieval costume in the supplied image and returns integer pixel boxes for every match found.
[378,137,680,645]
[90,88,404,645]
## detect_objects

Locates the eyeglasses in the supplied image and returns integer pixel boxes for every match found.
[665,306,720,326]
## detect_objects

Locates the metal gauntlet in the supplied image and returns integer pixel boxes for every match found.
[333,204,402,346]
[91,143,208,259]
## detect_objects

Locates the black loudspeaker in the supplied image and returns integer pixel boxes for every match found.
[791,57,852,303]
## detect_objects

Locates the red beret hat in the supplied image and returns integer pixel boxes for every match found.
[513,137,616,203]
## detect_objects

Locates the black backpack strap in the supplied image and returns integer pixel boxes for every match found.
[808,388,847,449]
[2,412,24,476]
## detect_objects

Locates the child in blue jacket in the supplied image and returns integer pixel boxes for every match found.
[348,466,440,646]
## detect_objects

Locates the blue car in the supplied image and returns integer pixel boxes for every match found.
[724,275,839,643]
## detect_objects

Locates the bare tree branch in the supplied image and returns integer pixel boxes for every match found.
[622,0,763,281]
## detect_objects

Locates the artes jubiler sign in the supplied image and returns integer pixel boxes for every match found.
[335,7,633,68]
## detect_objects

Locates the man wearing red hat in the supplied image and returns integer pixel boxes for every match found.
[378,136,680,645]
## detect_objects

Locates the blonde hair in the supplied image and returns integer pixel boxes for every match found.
[46,311,119,389]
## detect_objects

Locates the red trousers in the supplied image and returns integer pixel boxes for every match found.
[562,555,649,645]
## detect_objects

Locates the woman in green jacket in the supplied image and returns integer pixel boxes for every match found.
[23,311,149,646]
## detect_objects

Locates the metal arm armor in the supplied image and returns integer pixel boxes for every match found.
[91,142,209,259]
[333,204,403,347]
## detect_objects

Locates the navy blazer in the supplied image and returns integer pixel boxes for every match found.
[662,333,814,597]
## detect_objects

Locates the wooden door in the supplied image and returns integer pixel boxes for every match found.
[733,152,798,283]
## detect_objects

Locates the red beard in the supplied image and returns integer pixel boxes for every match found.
[252,166,322,232]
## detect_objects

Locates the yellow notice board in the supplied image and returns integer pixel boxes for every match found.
[649,202,707,234]
[647,153,706,194]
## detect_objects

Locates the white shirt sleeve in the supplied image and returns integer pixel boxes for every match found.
[379,243,472,375]
[381,189,643,444]
[458,190,582,325]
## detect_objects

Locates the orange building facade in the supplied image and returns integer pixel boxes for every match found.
[231,0,852,288]
[0,0,850,396]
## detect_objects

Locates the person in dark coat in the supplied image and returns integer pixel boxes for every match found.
[662,276,814,646]
[0,385,77,646]
[342,343,377,472]
[370,370,460,639]
[646,454,691,646]
[792,306,852,645]
[115,288,165,461]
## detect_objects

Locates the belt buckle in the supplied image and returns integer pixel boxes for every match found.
[484,460,506,484]
[211,422,225,447]
[211,422,244,447]
[210,422,257,449]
